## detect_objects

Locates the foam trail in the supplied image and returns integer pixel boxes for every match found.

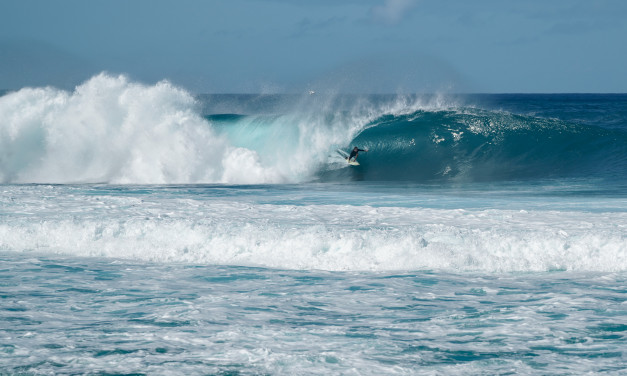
[2,208,624,272]
[1,185,625,272]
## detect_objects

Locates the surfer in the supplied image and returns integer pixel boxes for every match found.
[348,146,368,162]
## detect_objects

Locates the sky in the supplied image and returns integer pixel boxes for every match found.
[1,0,626,93]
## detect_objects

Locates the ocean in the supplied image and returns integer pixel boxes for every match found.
[0,74,625,375]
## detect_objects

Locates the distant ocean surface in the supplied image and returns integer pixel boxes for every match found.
[1,74,625,375]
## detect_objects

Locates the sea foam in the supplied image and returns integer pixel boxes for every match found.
[1,185,624,273]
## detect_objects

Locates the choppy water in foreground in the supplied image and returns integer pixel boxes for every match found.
[2,254,625,375]
[1,182,625,375]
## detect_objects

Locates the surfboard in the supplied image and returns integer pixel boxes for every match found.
[337,149,360,165]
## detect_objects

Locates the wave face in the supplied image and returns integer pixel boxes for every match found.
[1,74,626,184]
[338,108,627,182]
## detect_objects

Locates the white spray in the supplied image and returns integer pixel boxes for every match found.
[0,74,288,184]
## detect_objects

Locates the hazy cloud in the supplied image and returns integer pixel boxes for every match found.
[292,16,346,38]
[371,0,418,25]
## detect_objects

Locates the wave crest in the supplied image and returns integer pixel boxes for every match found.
[2,75,625,184]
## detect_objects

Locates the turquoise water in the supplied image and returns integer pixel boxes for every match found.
[1,254,625,375]
[0,75,626,374]
[1,182,625,375]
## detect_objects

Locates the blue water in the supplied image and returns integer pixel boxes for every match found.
[0,75,626,374]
